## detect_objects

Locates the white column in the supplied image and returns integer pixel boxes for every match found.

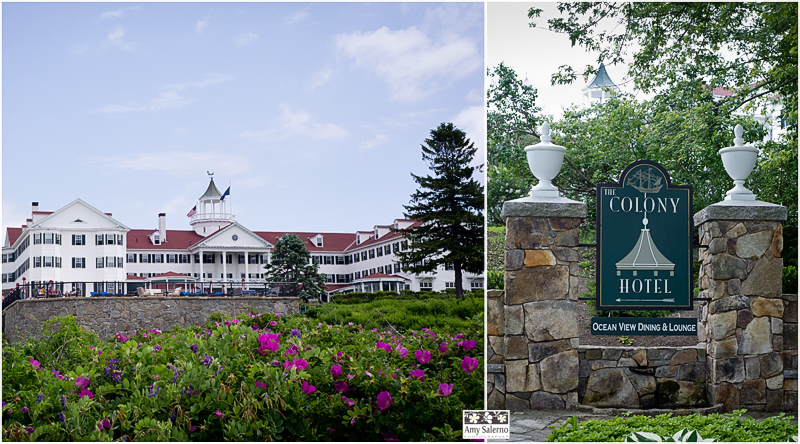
[199,250,204,289]
[222,251,227,282]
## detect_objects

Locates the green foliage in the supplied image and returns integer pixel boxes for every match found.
[263,233,326,300]
[547,410,797,442]
[25,316,101,372]
[307,294,484,333]
[393,122,484,299]
[487,226,505,272]
[2,311,483,441]
[784,266,798,294]
[486,63,542,225]
[487,270,504,290]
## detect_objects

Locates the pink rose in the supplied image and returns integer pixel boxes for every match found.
[415,350,432,365]
[376,391,392,410]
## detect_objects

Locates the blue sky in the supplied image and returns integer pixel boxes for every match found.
[2,2,485,235]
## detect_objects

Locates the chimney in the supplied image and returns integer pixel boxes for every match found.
[158,213,167,242]
[32,202,39,213]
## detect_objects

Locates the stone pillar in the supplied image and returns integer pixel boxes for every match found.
[695,201,787,411]
[499,196,586,410]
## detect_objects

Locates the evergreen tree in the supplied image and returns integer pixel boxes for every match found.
[394,122,484,300]
[264,233,327,301]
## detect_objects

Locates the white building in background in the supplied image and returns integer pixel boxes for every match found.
[582,62,619,104]
[2,177,484,296]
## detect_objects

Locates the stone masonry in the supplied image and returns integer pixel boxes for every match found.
[694,201,790,412]
[2,296,299,343]
[488,197,587,410]
[579,346,707,409]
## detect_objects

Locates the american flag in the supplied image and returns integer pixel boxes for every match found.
[187,206,197,217]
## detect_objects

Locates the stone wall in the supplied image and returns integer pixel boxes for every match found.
[694,202,790,412]
[2,296,299,343]
[579,346,707,409]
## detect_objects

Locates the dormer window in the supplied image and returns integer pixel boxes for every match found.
[153,233,160,245]
[315,235,323,247]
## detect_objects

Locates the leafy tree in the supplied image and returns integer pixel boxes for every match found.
[264,233,327,301]
[528,2,797,266]
[486,63,542,225]
[394,122,483,300]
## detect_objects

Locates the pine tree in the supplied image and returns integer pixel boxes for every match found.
[394,122,484,299]
[264,233,327,301]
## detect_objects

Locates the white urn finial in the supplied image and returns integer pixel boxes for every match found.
[718,124,759,201]
[524,122,566,198]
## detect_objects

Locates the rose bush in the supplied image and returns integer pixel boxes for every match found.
[2,309,482,441]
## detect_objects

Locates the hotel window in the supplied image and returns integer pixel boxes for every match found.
[316,237,323,247]
[420,282,432,289]
[248,255,258,264]
[2,254,7,263]
[117,234,124,245]
[153,234,160,245]
[167,254,177,263]
[179,254,189,263]
[56,257,62,268]
[312,256,320,265]
[322,256,331,265]
[471,281,484,288]
[370,268,376,275]
[393,242,399,253]
[194,273,199,278]
[261,254,269,264]
[34,233,42,244]
[194,254,200,263]
[226,255,233,264]
[56,234,62,245]
[376,247,383,257]
[72,234,86,245]
[445,263,454,271]
[153,254,164,263]
[96,234,104,245]
[355,271,361,279]
[238,255,245,264]
[106,257,116,267]
[336,256,345,265]
[361,251,367,261]
[34,257,42,268]
[353,253,360,263]
[384,245,391,255]
[203,254,215,264]
[394,263,401,273]
[127,253,137,263]
[337,274,347,283]
[105,234,115,245]
[369,249,375,259]
[401,241,409,251]
[377,266,384,274]
[227,273,233,279]
[326,275,334,283]
[140,254,150,263]
[445,282,455,288]
[96,257,104,268]
[44,233,56,244]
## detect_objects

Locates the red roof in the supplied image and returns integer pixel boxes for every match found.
[254,231,356,252]
[357,272,410,281]
[150,271,194,279]
[126,274,146,280]
[323,283,353,292]
[127,230,205,250]
[6,227,23,246]
[347,221,420,250]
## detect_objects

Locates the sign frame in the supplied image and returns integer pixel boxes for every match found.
[596,160,694,311]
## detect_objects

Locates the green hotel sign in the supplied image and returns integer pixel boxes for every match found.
[597,161,693,312]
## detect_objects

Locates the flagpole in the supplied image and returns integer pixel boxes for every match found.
[229,181,232,219]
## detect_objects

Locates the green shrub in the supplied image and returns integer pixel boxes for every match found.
[487,270,504,290]
[783,265,797,294]
[548,410,797,442]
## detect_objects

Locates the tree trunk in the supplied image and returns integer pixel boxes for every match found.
[454,263,464,300]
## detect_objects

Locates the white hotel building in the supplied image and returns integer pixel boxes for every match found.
[2,177,483,297]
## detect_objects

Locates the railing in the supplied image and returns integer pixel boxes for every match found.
[1,281,298,299]
[190,213,236,223]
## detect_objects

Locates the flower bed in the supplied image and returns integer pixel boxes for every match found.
[2,311,483,441]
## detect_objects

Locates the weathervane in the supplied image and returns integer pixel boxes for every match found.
[207,171,214,177]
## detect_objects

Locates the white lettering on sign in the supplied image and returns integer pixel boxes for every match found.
[619,278,671,294]
[608,196,680,213]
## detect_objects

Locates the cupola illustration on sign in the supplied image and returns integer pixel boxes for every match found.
[615,167,675,279]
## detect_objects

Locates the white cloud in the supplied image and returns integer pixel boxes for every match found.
[96,74,232,114]
[451,105,486,169]
[239,103,347,143]
[335,26,481,102]
[309,67,334,89]
[70,43,89,55]
[87,151,253,177]
[234,33,259,47]
[359,134,388,151]
[99,5,141,21]
[166,73,234,91]
[106,26,137,50]
[285,7,309,25]
[196,16,210,33]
